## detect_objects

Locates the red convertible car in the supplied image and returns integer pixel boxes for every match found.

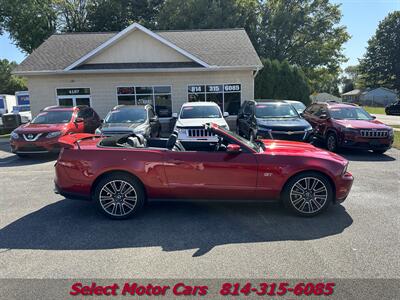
[54,123,353,219]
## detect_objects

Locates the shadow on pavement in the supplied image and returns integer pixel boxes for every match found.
[0,199,353,257]
[340,149,397,162]
[0,154,57,167]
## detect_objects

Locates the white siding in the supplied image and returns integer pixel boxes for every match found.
[26,70,254,118]
[87,30,191,64]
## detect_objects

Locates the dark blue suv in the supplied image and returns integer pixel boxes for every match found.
[236,100,313,142]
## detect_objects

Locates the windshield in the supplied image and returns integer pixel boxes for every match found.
[329,107,373,120]
[255,103,299,118]
[31,111,72,124]
[290,102,306,112]
[180,106,222,119]
[215,125,262,153]
[104,108,147,123]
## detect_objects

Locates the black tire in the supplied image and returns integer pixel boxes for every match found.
[373,149,387,154]
[326,132,339,152]
[16,153,28,158]
[93,173,146,219]
[282,171,333,217]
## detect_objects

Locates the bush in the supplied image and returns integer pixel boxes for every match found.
[255,59,311,106]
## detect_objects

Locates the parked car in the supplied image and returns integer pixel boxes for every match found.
[10,105,101,156]
[173,101,229,143]
[302,102,394,154]
[95,105,160,137]
[283,100,307,114]
[55,123,353,219]
[385,100,400,115]
[236,100,313,142]
[11,105,32,123]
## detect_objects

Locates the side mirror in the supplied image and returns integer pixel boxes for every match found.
[172,113,178,119]
[226,144,241,154]
[223,112,229,118]
[75,117,84,123]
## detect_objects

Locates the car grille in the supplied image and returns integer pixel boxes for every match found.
[270,131,306,141]
[23,133,43,141]
[186,129,213,137]
[360,130,388,138]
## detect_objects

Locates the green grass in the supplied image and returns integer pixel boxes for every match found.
[394,131,400,150]
[363,106,385,115]
[0,133,10,139]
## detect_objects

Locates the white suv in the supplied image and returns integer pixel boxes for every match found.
[173,102,229,142]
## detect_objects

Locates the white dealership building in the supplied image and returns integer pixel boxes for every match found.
[13,23,262,120]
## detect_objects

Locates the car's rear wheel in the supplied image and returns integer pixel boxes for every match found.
[326,132,339,152]
[94,173,145,219]
[282,172,333,217]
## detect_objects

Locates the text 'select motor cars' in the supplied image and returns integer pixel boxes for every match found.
[95,104,161,137]
[10,105,100,156]
[55,123,353,219]
[173,102,229,143]
[236,100,313,142]
[302,102,394,153]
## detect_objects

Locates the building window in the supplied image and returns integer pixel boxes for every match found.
[56,88,91,107]
[117,86,172,117]
[187,84,241,115]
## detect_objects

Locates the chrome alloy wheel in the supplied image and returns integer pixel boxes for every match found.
[99,180,137,217]
[290,177,328,214]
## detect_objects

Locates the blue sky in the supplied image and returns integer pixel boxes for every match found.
[0,0,399,69]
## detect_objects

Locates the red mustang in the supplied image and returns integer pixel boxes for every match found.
[55,124,353,219]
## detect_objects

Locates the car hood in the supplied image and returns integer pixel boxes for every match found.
[176,118,228,128]
[14,123,67,133]
[334,119,390,129]
[260,139,347,164]
[101,122,142,131]
[256,117,311,131]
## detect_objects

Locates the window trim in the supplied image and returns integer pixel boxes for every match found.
[55,87,92,107]
[187,83,242,114]
[115,85,172,118]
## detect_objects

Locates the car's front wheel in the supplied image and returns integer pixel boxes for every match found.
[94,173,146,219]
[282,172,333,217]
[326,132,339,152]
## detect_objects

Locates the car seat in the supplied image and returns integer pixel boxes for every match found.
[166,133,185,151]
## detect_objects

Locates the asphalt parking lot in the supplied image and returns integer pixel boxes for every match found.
[0,138,399,280]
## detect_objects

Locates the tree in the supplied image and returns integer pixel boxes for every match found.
[55,0,90,32]
[259,0,349,82]
[86,0,164,31]
[359,11,400,91]
[156,0,261,49]
[255,59,311,105]
[0,59,27,94]
[0,0,57,53]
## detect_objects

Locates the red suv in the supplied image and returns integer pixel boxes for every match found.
[10,105,101,156]
[302,102,394,154]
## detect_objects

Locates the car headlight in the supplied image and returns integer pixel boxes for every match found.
[305,127,313,132]
[10,131,19,139]
[95,128,102,135]
[46,131,62,138]
[344,128,359,134]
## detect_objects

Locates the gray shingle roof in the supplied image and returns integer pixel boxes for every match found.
[14,28,262,73]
